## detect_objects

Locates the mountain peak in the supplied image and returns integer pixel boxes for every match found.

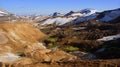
[0,8,10,16]
[51,12,64,16]
[80,8,99,16]
[81,8,98,12]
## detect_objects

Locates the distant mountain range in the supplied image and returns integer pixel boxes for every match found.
[0,8,18,22]
[0,8,120,25]
[34,8,120,27]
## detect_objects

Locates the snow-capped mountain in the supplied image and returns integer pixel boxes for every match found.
[65,11,83,17]
[51,12,64,16]
[0,8,20,22]
[34,8,120,27]
[80,8,98,17]
[0,9,9,16]
[32,15,49,21]
[99,8,120,22]
[72,8,100,24]
[65,11,75,16]
[73,14,99,24]
[38,8,99,26]
[73,8,99,24]
[41,17,77,25]
[65,8,98,17]
[73,8,120,24]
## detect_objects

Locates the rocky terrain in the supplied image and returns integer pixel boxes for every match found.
[0,23,78,67]
[0,8,120,67]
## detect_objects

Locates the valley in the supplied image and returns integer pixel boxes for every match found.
[0,8,120,67]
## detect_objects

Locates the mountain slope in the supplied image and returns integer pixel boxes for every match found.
[73,8,120,24]
[36,8,99,26]
[0,8,19,22]
[0,23,77,64]
[0,23,46,53]
[65,8,98,17]
[0,8,9,16]
[73,14,99,24]
[81,8,98,16]
[99,8,120,22]
[41,17,77,25]
[51,12,64,16]
[65,11,83,17]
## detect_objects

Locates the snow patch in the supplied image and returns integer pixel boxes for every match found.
[70,13,83,16]
[41,17,77,25]
[0,10,9,16]
[65,8,98,17]
[0,11,7,14]
[81,8,98,17]
[97,34,120,41]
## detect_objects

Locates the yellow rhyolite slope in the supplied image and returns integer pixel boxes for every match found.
[0,23,46,54]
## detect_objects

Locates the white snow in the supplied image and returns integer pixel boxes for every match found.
[0,10,9,16]
[0,53,20,63]
[0,11,6,14]
[34,15,49,21]
[81,8,98,17]
[74,14,99,24]
[65,8,98,17]
[37,8,99,26]
[41,17,77,25]
[70,13,83,17]
[34,16,41,20]
[100,10,120,22]
[0,11,9,16]
[97,34,120,41]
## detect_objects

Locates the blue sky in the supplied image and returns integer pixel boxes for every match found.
[0,0,120,15]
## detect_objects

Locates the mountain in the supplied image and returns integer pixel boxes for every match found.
[0,8,120,66]
[0,23,77,65]
[65,8,98,17]
[1,8,118,27]
[65,11,83,17]
[0,23,46,63]
[73,8,120,24]
[0,8,20,22]
[35,8,99,26]
[0,8,9,16]
[51,12,64,16]
[99,8,120,22]
[40,17,77,26]
[109,16,120,24]
[73,14,99,24]
[80,8,98,16]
